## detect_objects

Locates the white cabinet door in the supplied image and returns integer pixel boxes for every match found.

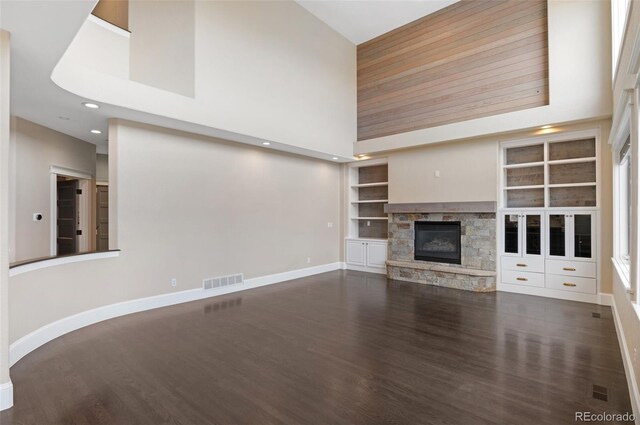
[366,241,387,268]
[346,240,366,266]
[547,211,596,261]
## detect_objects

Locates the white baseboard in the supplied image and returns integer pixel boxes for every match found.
[0,380,13,411]
[345,264,387,275]
[610,296,640,422]
[9,262,343,367]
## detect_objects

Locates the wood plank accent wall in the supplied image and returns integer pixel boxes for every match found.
[357,0,548,141]
[92,0,129,32]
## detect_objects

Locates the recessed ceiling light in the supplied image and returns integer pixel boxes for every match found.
[262,142,271,146]
[90,129,102,134]
[332,157,339,160]
[83,102,100,109]
[541,125,552,129]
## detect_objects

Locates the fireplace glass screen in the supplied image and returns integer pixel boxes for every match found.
[414,221,462,264]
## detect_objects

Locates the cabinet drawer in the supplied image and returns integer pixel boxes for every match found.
[501,256,544,273]
[545,274,596,294]
[502,270,545,288]
[545,259,596,278]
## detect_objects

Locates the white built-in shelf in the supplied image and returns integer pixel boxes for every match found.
[350,182,389,188]
[352,217,389,220]
[548,182,596,188]
[504,185,545,190]
[547,157,596,165]
[502,161,544,169]
[350,199,389,204]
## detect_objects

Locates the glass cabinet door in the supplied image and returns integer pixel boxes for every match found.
[503,214,520,255]
[573,214,593,259]
[548,214,566,257]
[524,214,542,256]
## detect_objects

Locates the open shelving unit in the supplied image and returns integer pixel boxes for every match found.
[501,137,597,208]
[347,159,389,239]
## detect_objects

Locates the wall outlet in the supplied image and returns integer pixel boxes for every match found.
[307,257,311,264]
[367,220,371,226]
[327,222,333,228]
[434,170,441,178]
[171,278,177,287]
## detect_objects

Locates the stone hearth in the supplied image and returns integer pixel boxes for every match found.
[386,208,496,292]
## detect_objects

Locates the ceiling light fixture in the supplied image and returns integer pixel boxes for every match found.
[90,129,102,134]
[82,102,100,109]
[332,157,339,160]
[262,142,271,146]
[541,125,552,129]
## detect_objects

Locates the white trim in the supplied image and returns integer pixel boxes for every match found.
[9,251,120,277]
[9,262,343,367]
[87,14,130,38]
[96,181,109,186]
[49,165,93,180]
[345,264,387,275]
[0,380,13,411]
[611,295,640,420]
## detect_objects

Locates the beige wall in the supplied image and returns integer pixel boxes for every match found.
[54,1,356,158]
[129,0,194,97]
[388,138,498,203]
[9,120,342,343]
[10,118,96,262]
[96,153,108,182]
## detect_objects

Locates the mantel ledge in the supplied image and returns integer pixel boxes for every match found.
[384,201,496,214]
[386,260,496,277]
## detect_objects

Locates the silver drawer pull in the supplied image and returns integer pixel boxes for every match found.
[563,282,577,287]
[516,277,528,282]
[563,267,576,271]
[516,263,527,267]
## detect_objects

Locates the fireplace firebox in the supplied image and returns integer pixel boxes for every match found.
[414,221,462,264]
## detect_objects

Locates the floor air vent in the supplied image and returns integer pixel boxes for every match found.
[203,273,243,290]
[592,312,601,318]
[592,384,608,402]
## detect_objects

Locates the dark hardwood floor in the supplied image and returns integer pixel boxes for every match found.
[1,270,633,424]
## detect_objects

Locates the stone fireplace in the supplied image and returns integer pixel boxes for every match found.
[385,202,497,292]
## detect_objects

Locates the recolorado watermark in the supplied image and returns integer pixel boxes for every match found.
[575,411,635,422]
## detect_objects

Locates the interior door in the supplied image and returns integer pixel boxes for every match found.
[57,179,78,255]
[96,185,109,251]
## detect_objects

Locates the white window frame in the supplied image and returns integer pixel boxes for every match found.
[614,135,631,284]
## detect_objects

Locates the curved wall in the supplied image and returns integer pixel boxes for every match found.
[9,120,343,352]
[53,1,356,159]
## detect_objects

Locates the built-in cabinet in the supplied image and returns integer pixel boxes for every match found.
[345,159,388,274]
[499,132,600,302]
[346,239,387,272]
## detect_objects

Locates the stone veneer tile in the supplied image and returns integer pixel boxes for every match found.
[387,212,496,292]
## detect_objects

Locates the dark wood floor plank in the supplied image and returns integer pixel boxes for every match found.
[1,270,632,424]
